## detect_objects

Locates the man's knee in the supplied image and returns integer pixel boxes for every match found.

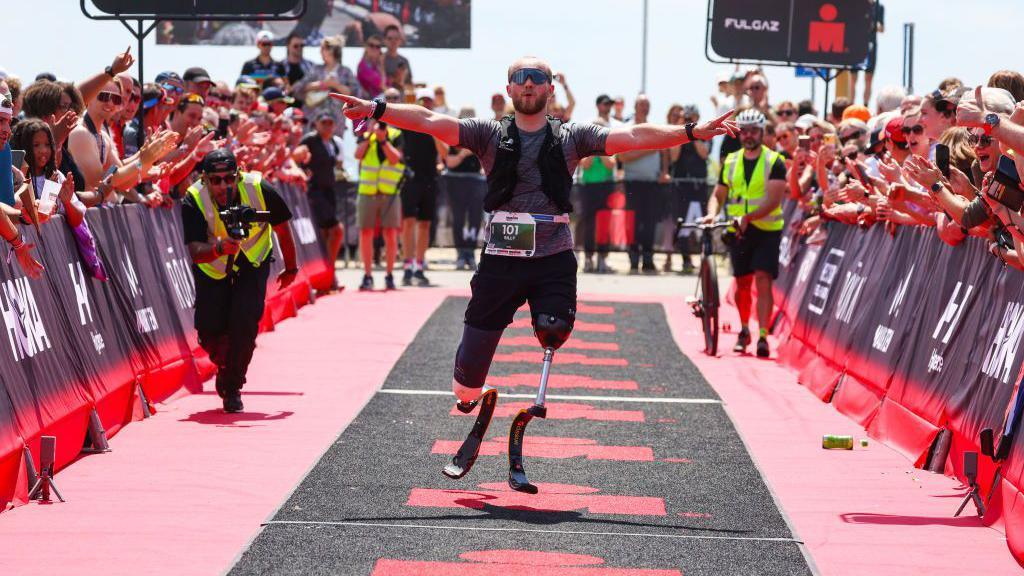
[452,324,503,402]
[533,313,573,350]
[736,274,754,288]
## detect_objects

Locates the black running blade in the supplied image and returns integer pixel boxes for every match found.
[442,389,498,480]
[507,408,538,494]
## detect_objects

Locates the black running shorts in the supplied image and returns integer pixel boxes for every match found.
[464,249,577,331]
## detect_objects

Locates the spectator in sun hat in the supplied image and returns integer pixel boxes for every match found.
[240,30,286,85]
[155,71,185,109]
[842,104,872,124]
[183,67,214,99]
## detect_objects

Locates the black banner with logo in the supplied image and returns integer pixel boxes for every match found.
[708,0,875,68]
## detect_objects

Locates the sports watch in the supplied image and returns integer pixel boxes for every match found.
[984,113,1001,135]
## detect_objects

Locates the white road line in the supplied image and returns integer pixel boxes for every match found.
[263,519,800,544]
[379,388,721,404]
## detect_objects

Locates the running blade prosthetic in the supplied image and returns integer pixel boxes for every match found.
[442,387,498,479]
[507,403,546,494]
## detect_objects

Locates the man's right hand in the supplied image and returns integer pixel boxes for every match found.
[696,214,715,226]
[217,238,241,256]
[330,93,374,120]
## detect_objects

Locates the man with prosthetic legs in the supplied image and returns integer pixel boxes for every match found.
[330,58,737,493]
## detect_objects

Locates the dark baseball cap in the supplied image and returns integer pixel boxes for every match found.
[596,94,613,106]
[155,71,182,84]
[35,72,57,82]
[202,149,238,174]
[262,86,294,104]
[183,67,212,84]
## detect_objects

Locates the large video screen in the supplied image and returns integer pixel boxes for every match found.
[155,0,471,49]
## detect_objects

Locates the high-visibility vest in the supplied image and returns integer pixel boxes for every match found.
[187,171,274,280]
[722,146,785,232]
[358,127,405,195]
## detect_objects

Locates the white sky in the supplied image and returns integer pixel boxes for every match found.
[2,1,1020,125]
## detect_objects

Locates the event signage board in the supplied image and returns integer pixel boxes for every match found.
[91,1,301,16]
[708,0,875,69]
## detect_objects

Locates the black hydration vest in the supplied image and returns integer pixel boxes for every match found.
[484,115,574,213]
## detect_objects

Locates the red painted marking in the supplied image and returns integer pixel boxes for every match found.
[451,402,645,422]
[432,436,654,461]
[489,373,638,391]
[577,303,615,315]
[661,458,692,463]
[678,512,712,519]
[494,351,628,366]
[372,549,681,575]
[406,483,666,516]
[509,318,616,333]
[656,418,677,424]
[500,336,620,351]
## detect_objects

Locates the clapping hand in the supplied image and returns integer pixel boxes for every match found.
[109,46,135,75]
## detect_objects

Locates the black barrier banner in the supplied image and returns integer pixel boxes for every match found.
[281,182,329,282]
[708,0,875,68]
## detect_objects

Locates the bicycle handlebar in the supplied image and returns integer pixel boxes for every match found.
[677,220,734,231]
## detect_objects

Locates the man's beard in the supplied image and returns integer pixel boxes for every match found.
[512,91,549,115]
[742,137,761,150]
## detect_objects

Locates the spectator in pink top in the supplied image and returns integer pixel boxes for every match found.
[357,35,386,99]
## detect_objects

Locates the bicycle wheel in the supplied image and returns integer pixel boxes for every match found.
[701,255,720,355]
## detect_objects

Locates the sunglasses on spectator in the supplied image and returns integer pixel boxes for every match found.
[161,83,183,95]
[130,92,141,103]
[97,91,124,106]
[385,94,401,102]
[901,124,925,135]
[748,84,766,91]
[367,42,382,49]
[969,133,994,147]
[839,131,863,143]
[207,173,237,186]
[509,68,551,86]
[777,109,796,117]
[259,41,273,47]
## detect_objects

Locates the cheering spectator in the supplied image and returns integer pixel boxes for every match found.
[546,72,575,122]
[383,25,413,88]
[579,95,617,274]
[11,119,84,228]
[262,87,294,115]
[357,35,387,99]
[155,71,185,110]
[829,97,852,125]
[612,95,626,122]
[400,88,446,287]
[0,96,43,278]
[184,67,214,99]
[618,95,661,274]
[283,32,315,89]
[875,85,906,114]
[240,30,286,85]
[745,73,771,116]
[988,70,1024,102]
[711,72,735,117]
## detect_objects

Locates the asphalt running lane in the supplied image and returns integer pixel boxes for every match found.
[230,297,812,575]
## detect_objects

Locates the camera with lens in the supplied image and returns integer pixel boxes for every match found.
[218,205,271,240]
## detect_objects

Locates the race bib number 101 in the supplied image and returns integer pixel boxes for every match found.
[485,212,537,257]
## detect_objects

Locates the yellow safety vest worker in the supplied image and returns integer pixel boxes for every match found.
[722,145,785,232]
[358,127,405,195]
[187,171,274,280]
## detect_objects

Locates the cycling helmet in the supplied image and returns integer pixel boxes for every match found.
[735,109,766,129]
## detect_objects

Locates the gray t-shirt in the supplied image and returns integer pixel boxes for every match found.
[458,118,609,257]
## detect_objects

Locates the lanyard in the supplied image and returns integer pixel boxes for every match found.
[84,114,107,167]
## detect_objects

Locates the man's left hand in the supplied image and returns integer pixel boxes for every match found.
[277,268,298,290]
[692,109,739,140]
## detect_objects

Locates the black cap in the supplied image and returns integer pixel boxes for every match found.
[202,149,238,174]
[35,72,57,82]
[596,94,613,106]
[183,67,212,84]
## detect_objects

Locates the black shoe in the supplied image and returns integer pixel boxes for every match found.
[358,274,374,291]
[402,268,413,286]
[734,328,751,353]
[413,270,430,286]
[223,392,244,413]
[757,337,770,358]
[384,273,397,290]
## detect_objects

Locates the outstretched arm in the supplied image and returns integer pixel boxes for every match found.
[605,109,737,155]
[330,92,460,146]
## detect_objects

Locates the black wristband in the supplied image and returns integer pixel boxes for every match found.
[104,65,116,78]
[685,122,697,141]
[371,97,387,120]
[931,182,943,193]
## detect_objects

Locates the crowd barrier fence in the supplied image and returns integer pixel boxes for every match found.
[772,203,1024,566]
[0,180,331,510]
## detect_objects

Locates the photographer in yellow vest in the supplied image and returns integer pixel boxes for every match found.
[182,149,298,413]
[699,109,786,358]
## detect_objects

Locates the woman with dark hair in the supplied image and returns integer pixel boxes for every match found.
[293,34,359,137]
[10,119,84,227]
